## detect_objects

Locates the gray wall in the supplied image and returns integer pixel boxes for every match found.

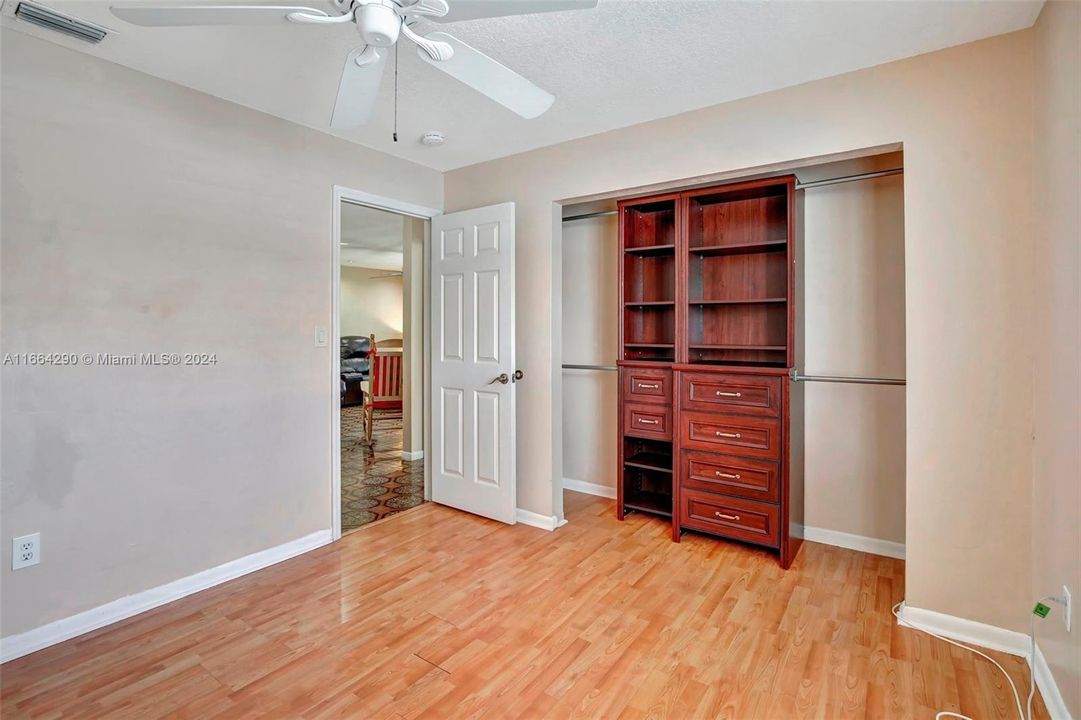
[0,29,442,637]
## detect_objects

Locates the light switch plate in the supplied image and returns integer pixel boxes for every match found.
[315,326,328,347]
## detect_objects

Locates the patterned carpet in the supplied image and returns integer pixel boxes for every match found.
[341,406,425,533]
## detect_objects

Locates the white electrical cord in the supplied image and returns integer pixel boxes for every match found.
[891,601,1029,720]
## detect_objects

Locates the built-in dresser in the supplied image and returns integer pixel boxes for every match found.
[616,176,804,568]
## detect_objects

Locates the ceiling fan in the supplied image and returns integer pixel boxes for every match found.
[109,0,598,129]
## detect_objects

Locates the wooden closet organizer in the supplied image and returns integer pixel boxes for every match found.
[616,175,804,568]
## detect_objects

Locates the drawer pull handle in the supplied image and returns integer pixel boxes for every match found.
[715,512,741,521]
[637,383,660,389]
[715,391,742,398]
[715,431,741,438]
[637,418,659,425]
[715,471,741,479]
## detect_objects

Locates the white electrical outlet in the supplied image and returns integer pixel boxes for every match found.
[12,533,40,570]
[1064,585,1072,632]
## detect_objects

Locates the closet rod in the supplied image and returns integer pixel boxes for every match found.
[791,371,906,386]
[795,167,904,190]
[561,210,617,223]
[562,363,618,372]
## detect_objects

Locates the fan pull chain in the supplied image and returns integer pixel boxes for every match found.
[392,41,399,142]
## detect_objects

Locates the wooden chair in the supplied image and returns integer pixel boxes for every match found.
[362,334,404,442]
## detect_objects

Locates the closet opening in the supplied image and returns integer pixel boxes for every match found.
[556,148,907,568]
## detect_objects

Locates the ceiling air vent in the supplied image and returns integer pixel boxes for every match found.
[14,1,108,44]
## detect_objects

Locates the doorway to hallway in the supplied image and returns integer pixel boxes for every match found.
[337,200,428,533]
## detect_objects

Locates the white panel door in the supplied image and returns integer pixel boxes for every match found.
[430,203,516,523]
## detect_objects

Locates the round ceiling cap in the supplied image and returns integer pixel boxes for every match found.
[420,131,445,146]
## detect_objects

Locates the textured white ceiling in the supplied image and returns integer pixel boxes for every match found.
[341,201,403,269]
[4,0,1042,171]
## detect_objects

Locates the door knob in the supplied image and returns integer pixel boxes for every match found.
[512,370,524,382]
[488,373,510,385]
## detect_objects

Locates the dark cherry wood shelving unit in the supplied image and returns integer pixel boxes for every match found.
[616,176,804,569]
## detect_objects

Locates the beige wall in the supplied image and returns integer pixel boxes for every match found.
[1031,1,1081,715]
[561,214,618,492]
[447,30,1034,630]
[804,176,906,544]
[0,30,442,637]
[340,266,403,340]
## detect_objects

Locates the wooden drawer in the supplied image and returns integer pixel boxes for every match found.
[622,367,671,406]
[681,412,781,460]
[623,403,671,440]
[681,450,779,503]
[681,491,780,548]
[681,372,782,417]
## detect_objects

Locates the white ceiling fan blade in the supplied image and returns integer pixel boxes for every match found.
[429,0,596,23]
[418,32,554,119]
[110,5,329,26]
[331,47,388,129]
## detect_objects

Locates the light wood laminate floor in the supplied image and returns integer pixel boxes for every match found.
[1,492,1047,719]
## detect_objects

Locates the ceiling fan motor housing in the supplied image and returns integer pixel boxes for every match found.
[355,0,400,47]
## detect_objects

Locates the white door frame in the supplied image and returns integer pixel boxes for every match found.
[331,185,441,541]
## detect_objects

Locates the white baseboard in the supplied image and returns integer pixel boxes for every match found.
[897,603,1073,719]
[1033,642,1073,720]
[0,529,332,664]
[803,525,906,560]
[515,508,562,531]
[562,477,616,499]
[401,450,424,461]
[897,602,1029,656]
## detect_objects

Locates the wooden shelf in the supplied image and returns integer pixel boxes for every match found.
[688,358,788,368]
[619,359,674,367]
[689,344,786,351]
[625,301,676,308]
[625,343,675,349]
[624,451,673,474]
[688,240,787,256]
[688,298,786,305]
[624,491,673,518]
[625,244,676,256]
